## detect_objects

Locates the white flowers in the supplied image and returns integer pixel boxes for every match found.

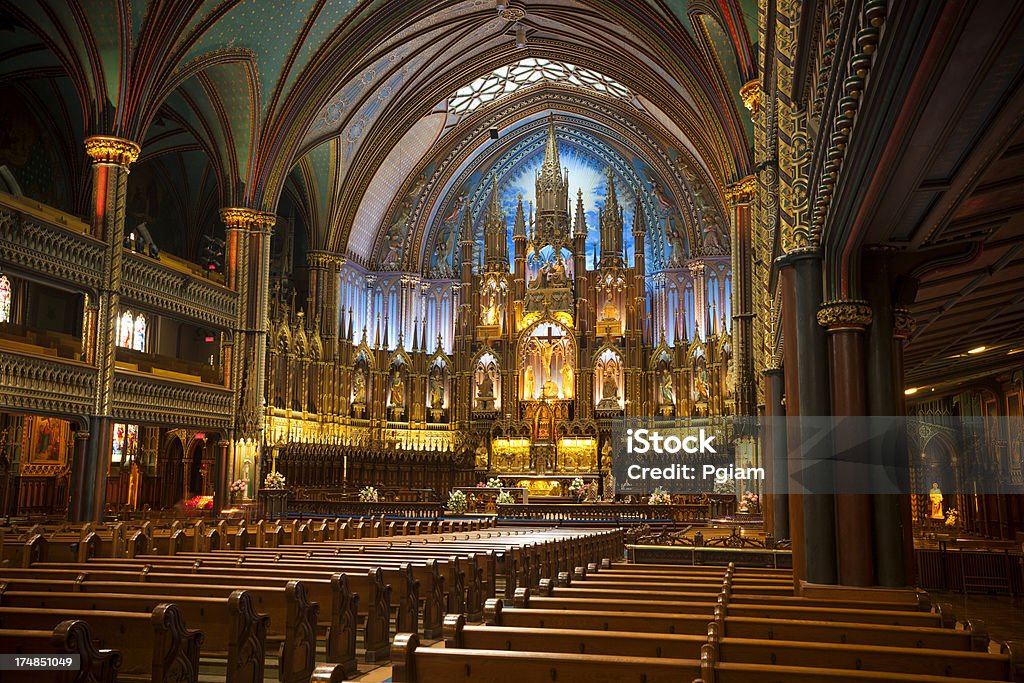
[648,486,671,505]
[447,489,468,513]
[359,486,380,503]
[486,477,504,489]
[496,490,515,505]
[263,471,286,490]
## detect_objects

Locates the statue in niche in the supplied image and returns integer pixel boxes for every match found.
[435,225,456,274]
[477,367,494,399]
[546,256,569,287]
[929,482,944,520]
[540,342,555,382]
[660,369,676,405]
[602,364,619,401]
[390,371,405,407]
[601,294,618,321]
[692,366,710,401]
[429,372,444,408]
[523,366,535,400]
[561,362,574,399]
[352,370,367,404]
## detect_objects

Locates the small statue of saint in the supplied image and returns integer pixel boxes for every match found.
[352,369,366,404]
[928,482,944,520]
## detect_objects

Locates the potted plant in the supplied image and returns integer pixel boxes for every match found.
[447,489,468,514]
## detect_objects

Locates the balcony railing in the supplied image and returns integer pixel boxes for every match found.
[0,198,104,290]
[113,368,233,429]
[0,347,97,419]
[122,250,236,329]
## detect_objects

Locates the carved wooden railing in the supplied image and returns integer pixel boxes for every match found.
[288,499,447,518]
[122,250,237,329]
[113,368,233,429]
[0,348,97,419]
[0,202,105,290]
[496,503,707,524]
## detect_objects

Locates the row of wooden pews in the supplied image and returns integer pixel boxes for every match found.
[390,560,1024,683]
[0,515,498,566]
[0,520,621,683]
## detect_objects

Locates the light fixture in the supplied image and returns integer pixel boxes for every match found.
[515,24,527,47]
[904,387,918,395]
[967,345,987,354]
[496,0,506,10]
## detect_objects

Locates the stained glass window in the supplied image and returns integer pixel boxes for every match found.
[111,422,126,463]
[119,311,134,347]
[0,275,10,324]
[449,58,631,116]
[133,313,146,351]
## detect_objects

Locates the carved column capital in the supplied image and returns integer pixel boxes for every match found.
[84,136,140,167]
[725,175,757,207]
[220,207,276,234]
[740,79,761,114]
[816,300,873,332]
[893,307,916,339]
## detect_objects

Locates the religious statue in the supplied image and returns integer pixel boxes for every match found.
[547,257,568,287]
[523,366,535,400]
[601,295,618,321]
[602,364,619,401]
[429,373,444,408]
[352,369,366,404]
[929,482,944,520]
[660,369,676,404]
[693,366,710,401]
[475,440,489,469]
[539,341,555,381]
[561,362,574,399]
[390,371,405,406]
[477,368,494,398]
[603,469,616,501]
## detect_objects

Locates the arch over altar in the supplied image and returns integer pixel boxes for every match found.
[518,319,576,401]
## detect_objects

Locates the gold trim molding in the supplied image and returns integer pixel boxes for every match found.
[84,136,140,167]
[725,176,757,206]
[893,307,916,339]
[817,300,873,331]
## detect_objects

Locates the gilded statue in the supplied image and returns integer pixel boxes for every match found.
[929,482,944,520]
[660,369,676,404]
[429,373,444,408]
[390,371,405,406]
[352,369,366,404]
[560,362,574,399]
[477,368,494,398]
[523,365,535,400]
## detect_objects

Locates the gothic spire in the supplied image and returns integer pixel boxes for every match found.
[574,188,587,237]
[513,193,526,237]
[599,168,624,267]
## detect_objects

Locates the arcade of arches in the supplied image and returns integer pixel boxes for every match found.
[1,0,1023,599]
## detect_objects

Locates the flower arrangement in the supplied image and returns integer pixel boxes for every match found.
[486,477,504,489]
[945,508,959,527]
[263,471,286,490]
[648,487,671,505]
[496,490,515,505]
[359,486,379,503]
[742,491,759,506]
[713,479,735,495]
[447,489,468,514]
[229,479,248,495]
[476,481,487,488]
[568,477,586,497]
[185,495,214,510]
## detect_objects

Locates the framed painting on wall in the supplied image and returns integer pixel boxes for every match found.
[23,415,69,464]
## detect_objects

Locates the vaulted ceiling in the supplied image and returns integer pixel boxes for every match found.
[0,0,757,270]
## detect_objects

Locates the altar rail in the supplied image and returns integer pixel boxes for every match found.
[915,548,1023,595]
[496,503,708,524]
[288,499,447,518]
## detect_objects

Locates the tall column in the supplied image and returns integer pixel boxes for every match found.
[69,428,91,522]
[818,300,875,586]
[81,136,140,521]
[689,261,707,341]
[221,208,276,497]
[762,368,788,539]
[777,248,836,586]
[726,176,757,418]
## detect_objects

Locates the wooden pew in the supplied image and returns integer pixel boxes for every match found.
[0,603,201,683]
[0,619,121,683]
[391,632,702,682]
[0,565,360,675]
[0,578,318,683]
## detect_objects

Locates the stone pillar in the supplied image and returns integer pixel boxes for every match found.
[81,135,140,521]
[762,368,788,539]
[69,429,91,522]
[221,208,276,490]
[214,439,230,511]
[778,248,836,586]
[864,254,916,586]
[726,176,757,419]
[818,299,875,586]
[688,260,707,341]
